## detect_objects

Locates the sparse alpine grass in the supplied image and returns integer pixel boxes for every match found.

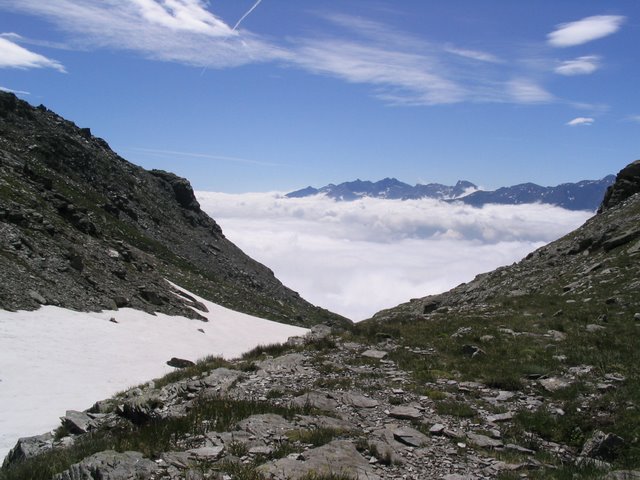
[0,397,308,480]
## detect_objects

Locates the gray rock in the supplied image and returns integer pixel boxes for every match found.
[166,357,195,368]
[586,324,606,333]
[2,433,54,468]
[539,377,572,392]
[487,412,514,423]
[53,450,159,480]
[236,414,295,438]
[429,423,446,435]
[28,290,46,304]
[201,367,241,392]
[361,349,387,359]
[258,440,380,480]
[392,426,428,447]
[581,430,625,460]
[256,353,307,375]
[387,405,422,420]
[466,432,504,449]
[292,391,339,411]
[341,392,379,409]
[187,446,224,460]
[62,410,94,434]
[605,471,640,480]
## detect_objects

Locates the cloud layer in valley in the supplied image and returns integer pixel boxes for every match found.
[197,192,592,321]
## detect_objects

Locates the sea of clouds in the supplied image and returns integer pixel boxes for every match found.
[197,192,593,321]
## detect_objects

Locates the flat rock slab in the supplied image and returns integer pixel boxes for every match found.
[487,412,514,423]
[236,414,296,438]
[256,353,308,375]
[388,406,422,420]
[187,446,224,460]
[466,433,504,449]
[53,450,160,480]
[361,349,388,359]
[539,377,572,392]
[393,426,429,447]
[341,392,379,409]
[2,433,54,468]
[258,440,380,480]
[291,391,339,411]
[62,410,94,434]
[201,368,242,392]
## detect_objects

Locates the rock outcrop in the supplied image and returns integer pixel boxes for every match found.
[0,91,348,327]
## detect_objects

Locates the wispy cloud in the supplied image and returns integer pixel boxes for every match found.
[131,147,284,167]
[555,55,600,76]
[444,45,502,63]
[507,78,554,104]
[196,192,591,320]
[548,15,625,47]
[0,86,30,95]
[626,115,640,124]
[0,0,286,68]
[0,36,65,71]
[0,1,603,108]
[131,0,232,37]
[566,117,594,126]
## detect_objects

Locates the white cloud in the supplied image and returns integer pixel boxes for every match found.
[507,78,554,104]
[548,15,625,47]
[0,2,565,107]
[555,55,600,76]
[566,117,594,126]
[292,39,465,106]
[627,115,640,123]
[196,192,591,321]
[0,37,65,71]
[0,86,30,94]
[445,45,502,63]
[0,0,286,68]
[130,0,232,37]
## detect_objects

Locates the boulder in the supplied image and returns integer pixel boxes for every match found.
[61,410,94,434]
[388,406,422,421]
[581,430,625,461]
[466,432,504,449]
[53,450,160,480]
[166,357,195,369]
[257,440,380,480]
[292,391,339,411]
[599,160,640,212]
[2,433,54,468]
[392,426,429,447]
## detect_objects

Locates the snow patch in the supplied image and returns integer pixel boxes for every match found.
[0,283,307,460]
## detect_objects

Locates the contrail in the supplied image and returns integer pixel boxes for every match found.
[232,0,263,32]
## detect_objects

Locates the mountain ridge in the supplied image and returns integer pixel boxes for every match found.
[287,175,615,211]
[0,91,348,327]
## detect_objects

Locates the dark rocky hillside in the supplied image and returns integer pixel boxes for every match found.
[3,161,638,480]
[0,92,348,327]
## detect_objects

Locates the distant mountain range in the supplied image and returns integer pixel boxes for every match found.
[286,176,616,211]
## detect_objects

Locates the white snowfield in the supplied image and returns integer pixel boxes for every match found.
[0,282,308,461]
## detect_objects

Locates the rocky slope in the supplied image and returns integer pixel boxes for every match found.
[286,176,614,211]
[2,161,638,480]
[0,92,347,327]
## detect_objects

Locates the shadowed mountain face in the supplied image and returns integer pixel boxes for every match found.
[286,176,614,211]
[0,92,348,327]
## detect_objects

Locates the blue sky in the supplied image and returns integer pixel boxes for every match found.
[0,0,638,192]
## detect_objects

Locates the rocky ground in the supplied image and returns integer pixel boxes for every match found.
[2,322,638,480]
